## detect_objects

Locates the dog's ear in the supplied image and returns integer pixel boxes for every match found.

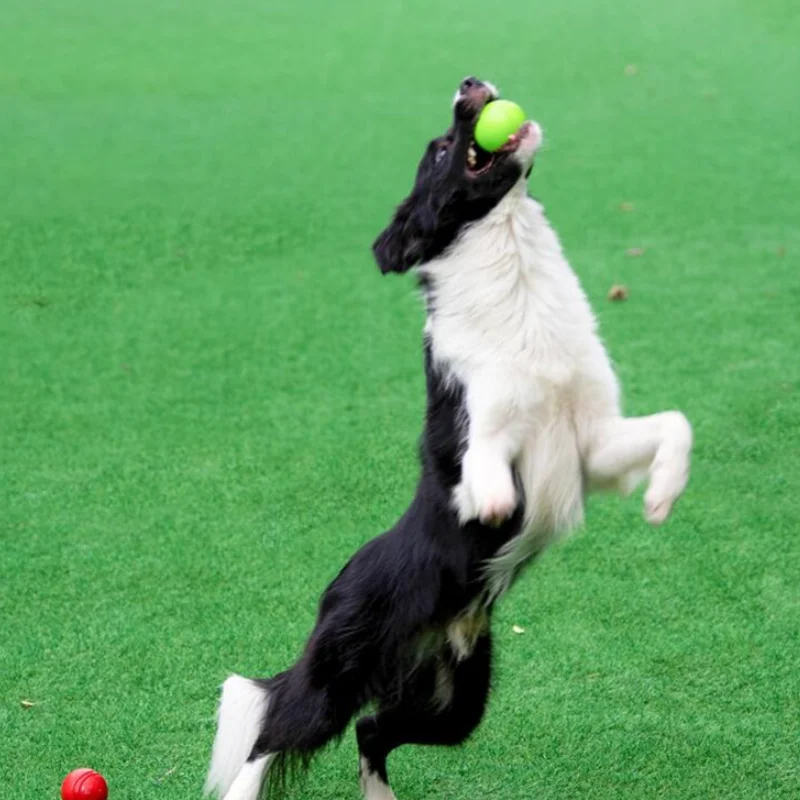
[373,195,435,275]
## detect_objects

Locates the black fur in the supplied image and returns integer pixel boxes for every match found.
[226,79,533,799]
[252,337,525,795]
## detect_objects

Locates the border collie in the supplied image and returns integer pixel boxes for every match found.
[205,77,693,800]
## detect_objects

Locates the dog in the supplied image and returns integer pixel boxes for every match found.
[205,76,693,800]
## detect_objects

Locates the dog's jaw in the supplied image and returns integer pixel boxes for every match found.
[513,121,543,168]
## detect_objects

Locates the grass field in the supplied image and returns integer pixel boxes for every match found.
[2,0,799,797]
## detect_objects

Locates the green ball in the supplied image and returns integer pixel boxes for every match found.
[474,100,527,152]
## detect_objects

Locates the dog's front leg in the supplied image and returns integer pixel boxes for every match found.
[585,411,693,525]
[453,377,527,527]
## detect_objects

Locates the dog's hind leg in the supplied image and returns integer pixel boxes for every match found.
[357,716,398,800]
[585,411,693,525]
[355,634,492,799]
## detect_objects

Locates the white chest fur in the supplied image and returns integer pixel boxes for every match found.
[421,186,622,597]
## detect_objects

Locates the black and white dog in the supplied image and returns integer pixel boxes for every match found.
[205,77,693,800]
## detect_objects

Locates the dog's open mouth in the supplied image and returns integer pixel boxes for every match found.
[465,124,529,177]
[466,140,494,175]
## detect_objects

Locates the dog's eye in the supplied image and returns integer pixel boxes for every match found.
[434,146,448,164]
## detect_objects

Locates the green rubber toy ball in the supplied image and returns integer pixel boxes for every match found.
[474,100,527,153]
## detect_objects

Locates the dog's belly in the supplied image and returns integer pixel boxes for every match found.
[486,415,586,599]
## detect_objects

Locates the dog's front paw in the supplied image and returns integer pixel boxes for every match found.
[455,453,517,527]
[477,478,518,527]
[644,412,693,525]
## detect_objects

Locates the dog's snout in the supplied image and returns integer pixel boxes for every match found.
[454,77,495,118]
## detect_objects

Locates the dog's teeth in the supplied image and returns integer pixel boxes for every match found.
[467,145,477,167]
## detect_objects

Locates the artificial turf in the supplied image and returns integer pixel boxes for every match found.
[2,0,799,797]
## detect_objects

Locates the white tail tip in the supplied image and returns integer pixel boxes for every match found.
[205,675,270,798]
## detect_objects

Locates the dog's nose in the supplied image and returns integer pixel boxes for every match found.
[454,77,495,118]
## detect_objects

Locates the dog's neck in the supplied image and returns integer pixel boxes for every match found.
[420,185,560,318]
[421,182,549,280]
[420,185,597,377]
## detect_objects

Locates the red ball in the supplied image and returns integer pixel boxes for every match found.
[61,768,108,800]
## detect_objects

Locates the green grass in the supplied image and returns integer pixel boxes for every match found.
[2,0,799,797]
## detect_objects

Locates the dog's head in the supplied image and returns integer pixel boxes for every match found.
[373,77,542,275]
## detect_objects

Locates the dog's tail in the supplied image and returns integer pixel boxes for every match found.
[205,674,274,799]
[205,663,355,800]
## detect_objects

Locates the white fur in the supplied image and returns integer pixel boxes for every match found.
[222,756,274,800]
[421,132,692,598]
[205,675,271,799]
[360,757,398,800]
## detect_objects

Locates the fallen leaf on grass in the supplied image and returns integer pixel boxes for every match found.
[153,766,177,784]
[608,285,629,301]
[620,202,635,212]
[626,247,646,257]
[512,625,526,635]
[21,700,36,709]
[777,246,786,257]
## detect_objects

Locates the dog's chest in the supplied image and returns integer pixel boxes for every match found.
[422,197,595,405]
[422,198,598,597]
